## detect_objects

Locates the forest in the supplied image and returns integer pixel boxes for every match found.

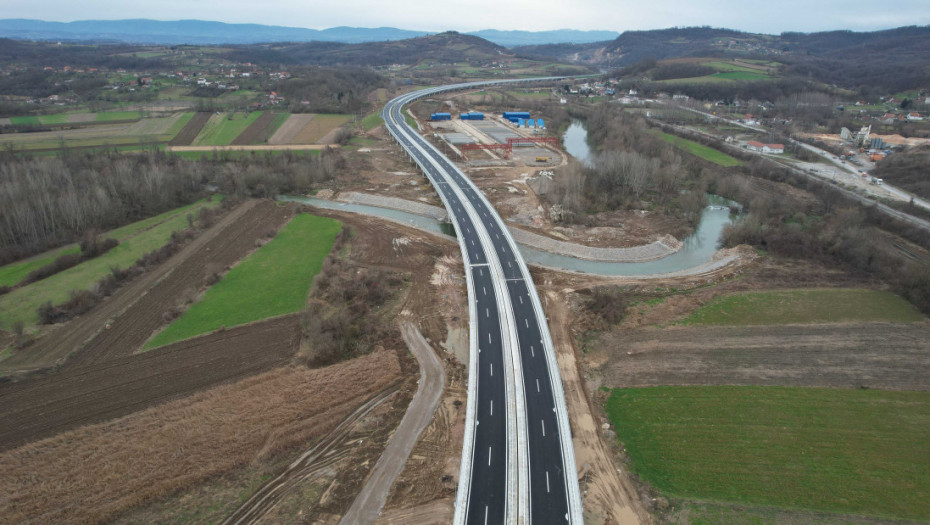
[546,104,705,225]
[0,148,344,264]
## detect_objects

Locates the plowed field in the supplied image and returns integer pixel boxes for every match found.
[0,314,301,451]
[168,112,211,146]
[593,323,930,390]
[230,111,276,145]
[268,114,315,144]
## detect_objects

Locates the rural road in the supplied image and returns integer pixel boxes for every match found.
[339,322,446,525]
[166,144,334,152]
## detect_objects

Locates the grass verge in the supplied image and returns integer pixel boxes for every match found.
[145,213,341,348]
[681,288,925,325]
[606,386,930,521]
[0,199,220,330]
[360,110,384,131]
[650,129,744,167]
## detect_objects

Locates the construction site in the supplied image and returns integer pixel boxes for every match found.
[426,109,563,167]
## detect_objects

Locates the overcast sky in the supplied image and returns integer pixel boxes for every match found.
[2,0,928,34]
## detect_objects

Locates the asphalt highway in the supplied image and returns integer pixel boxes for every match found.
[382,81,580,523]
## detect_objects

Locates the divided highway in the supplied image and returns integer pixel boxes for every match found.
[381,80,583,524]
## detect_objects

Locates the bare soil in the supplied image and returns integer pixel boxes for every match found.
[0,314,301,451]
[376,499,455,524]
[468,164,693,247]
[0,351,403,524]
[230,111,275,145]
[293,116,351,144]
[169,112,211,146]
[590,323,930,391]
[268,114,315,145]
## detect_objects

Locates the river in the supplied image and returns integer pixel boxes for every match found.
[279,121,737,276]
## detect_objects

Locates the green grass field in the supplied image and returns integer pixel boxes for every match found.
[651,130,744,167]
[39,114,69,124]
[660,75,738,85]
[405,112,418,129]
[505,90,551,99]
[682,288,924,325]
[145,213,342,348]
[361,110,384,131]
[714,71,771,81]
[606,386,930,521]
[193,111,264,146]
[0,245,81,288]
[9,116,39,126]
[2,113,188,153]
[0,199,220,330]
[96,111,142,122]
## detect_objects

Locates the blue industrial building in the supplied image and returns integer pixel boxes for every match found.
[503,111,531,119]
[430,112,452,121]
[460,112,485,120]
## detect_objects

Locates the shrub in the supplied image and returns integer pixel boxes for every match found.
[586,286,631,325]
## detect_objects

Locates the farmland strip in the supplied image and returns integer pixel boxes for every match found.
[168,111,211,146]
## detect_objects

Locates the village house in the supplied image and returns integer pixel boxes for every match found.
[907,112,924,121]
[747,140,784,154]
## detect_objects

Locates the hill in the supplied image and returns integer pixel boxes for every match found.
[0,19,618,47]
[228,32,515,67]
[518,25,930,92]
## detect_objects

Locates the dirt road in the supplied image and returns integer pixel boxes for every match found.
[542,291,648,525]
[593,323,930,390]
[339,323,446,525]
[167,144,334,152]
